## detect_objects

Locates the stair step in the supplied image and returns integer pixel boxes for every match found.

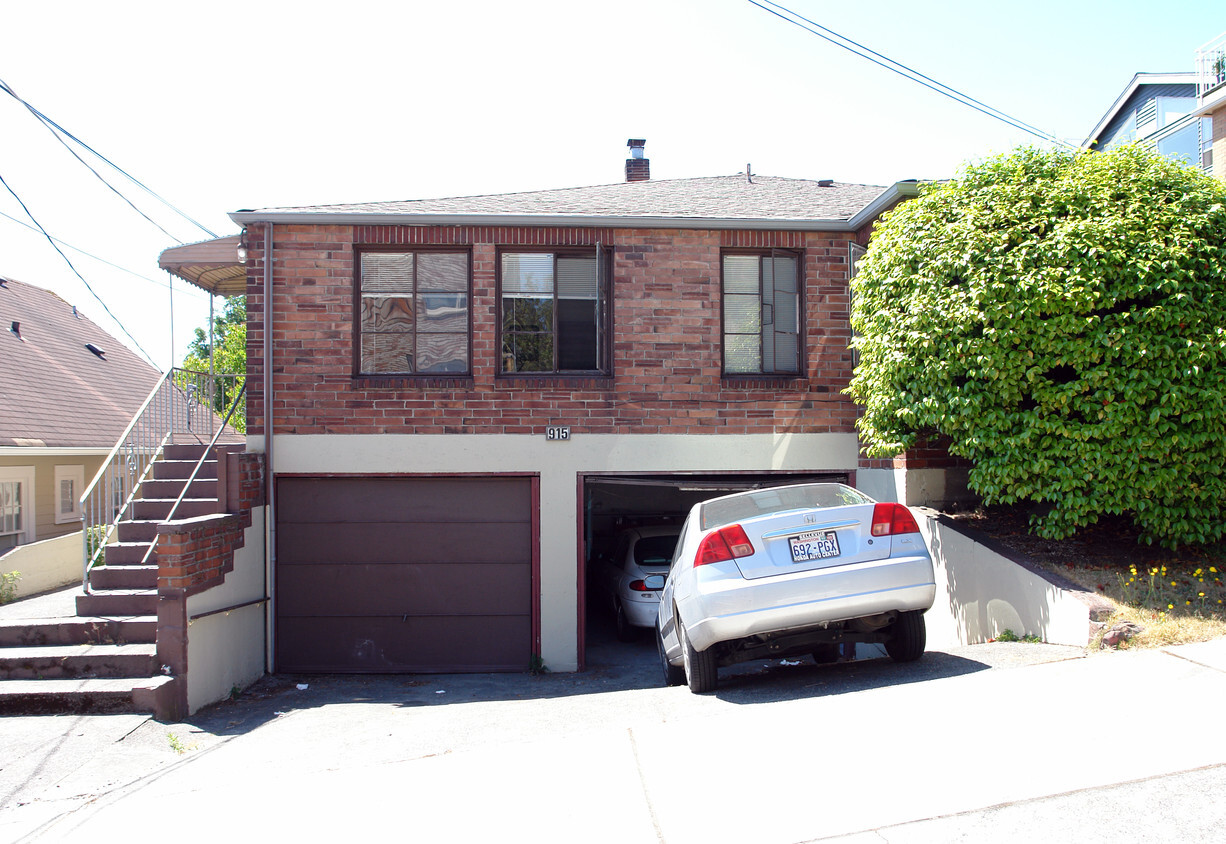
[132,498,220,520]
[0,643,158,680]
[89,564,158,590]
[164,444,215,461]
[103,542,156,565]
[153,459,218,481]
[116,521,160,543]
[76,590,158,617]
[142,478,218,499]
[0,616,157,647]
[0,675,176,715]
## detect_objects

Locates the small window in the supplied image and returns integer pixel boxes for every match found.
[848,242,868,368]
[500,249,609,374]
[0,466,34,547]
[722,250,801,375]
[358,250,470,375]
[54,464,85,524]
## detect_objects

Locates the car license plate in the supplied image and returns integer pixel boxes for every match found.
[788,530,841,562]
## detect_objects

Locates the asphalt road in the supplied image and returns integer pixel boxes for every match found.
[3,619,1225,843]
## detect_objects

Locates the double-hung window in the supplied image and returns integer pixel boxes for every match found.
[358,250,470,375]
[722,250,801,375]
[500,249,608,373]
[0,466,34,549]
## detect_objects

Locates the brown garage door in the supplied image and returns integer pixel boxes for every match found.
[276,476,534,673]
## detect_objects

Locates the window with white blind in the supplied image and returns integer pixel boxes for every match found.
[358,250,470,375]
[722,250,801,375]
[0,466,34,548]
[500,250,608,373]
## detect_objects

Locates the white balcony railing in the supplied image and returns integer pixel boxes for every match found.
[1196,31,1226,100]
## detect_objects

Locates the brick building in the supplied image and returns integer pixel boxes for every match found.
[164,142,929,677]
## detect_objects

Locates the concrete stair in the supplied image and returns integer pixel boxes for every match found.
[0,443,221,716]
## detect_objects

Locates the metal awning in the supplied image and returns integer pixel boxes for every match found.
[158,234,245,297]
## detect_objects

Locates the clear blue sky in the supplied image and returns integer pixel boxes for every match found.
[3,0,1222,369]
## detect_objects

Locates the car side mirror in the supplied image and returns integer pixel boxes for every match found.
[643,574,666,591]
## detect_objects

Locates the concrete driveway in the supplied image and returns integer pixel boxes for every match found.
[3,621,1226,843]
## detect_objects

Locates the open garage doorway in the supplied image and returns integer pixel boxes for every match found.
[579,471,849,672]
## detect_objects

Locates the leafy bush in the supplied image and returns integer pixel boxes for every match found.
[0,571,19,605]
[849,146,1226,547]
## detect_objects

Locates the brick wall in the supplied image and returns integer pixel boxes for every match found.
[156,451,265,594]
[244,222,870,438]
[858,435,971,471]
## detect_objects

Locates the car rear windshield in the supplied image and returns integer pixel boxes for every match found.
[700,483,873,531]
[634,535,679,568]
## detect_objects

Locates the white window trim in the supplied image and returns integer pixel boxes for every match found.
[54,464,85,525]
[0,465,35,545]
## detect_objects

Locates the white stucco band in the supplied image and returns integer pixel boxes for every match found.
[270,432,859,672]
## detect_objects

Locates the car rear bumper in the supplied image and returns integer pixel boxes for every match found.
[680,554,937,653]
[622,593,661,628]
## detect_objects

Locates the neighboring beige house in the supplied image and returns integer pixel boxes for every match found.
[0,276,160,554]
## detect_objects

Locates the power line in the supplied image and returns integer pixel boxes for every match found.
[748,1,1075,149]
[0,168,158,366]
[0,76,220,241]
[0,208,209,300]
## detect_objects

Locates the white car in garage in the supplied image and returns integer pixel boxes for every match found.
[594,526,681,641]
[655,483,936,693]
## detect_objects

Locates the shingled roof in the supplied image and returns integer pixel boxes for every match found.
[231,174,910,231]
[0,277,160,449]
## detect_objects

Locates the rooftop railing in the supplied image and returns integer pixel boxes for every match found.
[1196,31,1226,100]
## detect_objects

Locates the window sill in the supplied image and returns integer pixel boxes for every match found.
[721,375,806,390]
[353,374,474,389]
[495,373,614,390]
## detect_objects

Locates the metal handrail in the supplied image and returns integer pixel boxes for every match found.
[81,368,245,591]
[139,381,247,566]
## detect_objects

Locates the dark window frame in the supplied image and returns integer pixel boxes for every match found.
[353,245,473,378]
[495,246,612,376]
[719,247,805,377]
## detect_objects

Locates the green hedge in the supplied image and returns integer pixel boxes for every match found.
[848,146,1226,547]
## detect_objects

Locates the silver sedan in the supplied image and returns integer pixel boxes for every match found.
[655,483,936,693]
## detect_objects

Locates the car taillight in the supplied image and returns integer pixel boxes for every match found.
[695,524,755,566]
[871,502,921,536]
[629,579,655,592]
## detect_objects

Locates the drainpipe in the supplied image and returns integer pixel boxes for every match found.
[263,222,276,674]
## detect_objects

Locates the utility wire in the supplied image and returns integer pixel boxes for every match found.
[748,1,1076,149]
[0,77,219,241]
[0,168,158,366]
[0,208,209,300]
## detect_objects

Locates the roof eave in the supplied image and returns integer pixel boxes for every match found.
[847,181,923,230]
[227,210,860,231]
[1083,72,1200,149]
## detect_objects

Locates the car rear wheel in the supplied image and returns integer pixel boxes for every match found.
[886,610,926,662]
[679,619,718,693]
[657,626,684,687]
[615,601,637,642]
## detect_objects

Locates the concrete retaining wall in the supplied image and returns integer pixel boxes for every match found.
[918,511,1097,648]
[0,531,81,600]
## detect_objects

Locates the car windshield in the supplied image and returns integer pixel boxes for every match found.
[634,535,679,568]
[699,483,872,531]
